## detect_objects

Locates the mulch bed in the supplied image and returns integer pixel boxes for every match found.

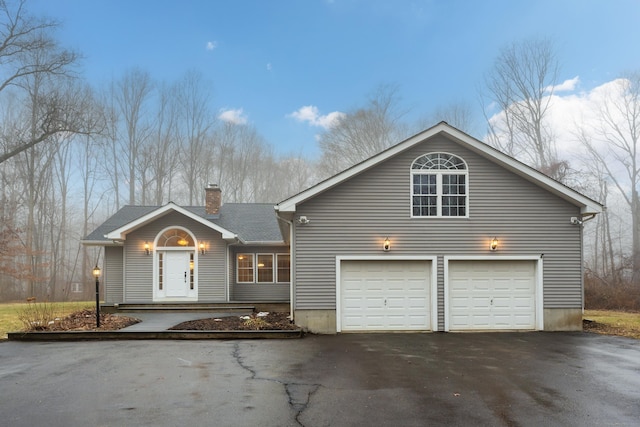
[25,310,296,332]
[169,312,298,331]
[31,308,140,332]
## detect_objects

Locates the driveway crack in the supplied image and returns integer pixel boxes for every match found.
[232,342,320,427]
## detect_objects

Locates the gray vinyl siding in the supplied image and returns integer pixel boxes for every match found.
[104,246,123,304]
[123,211,227,302]
[294,135,582,316]
[229,245,290,301]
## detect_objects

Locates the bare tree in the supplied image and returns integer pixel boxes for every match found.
[318,84,408,177]
[114,68,154,205]
[419,102,478,135]
[176,70,215,205]
[482,38,560,174]
[148,82,179,205]
[0,0,81,164]
[579,72,640,285]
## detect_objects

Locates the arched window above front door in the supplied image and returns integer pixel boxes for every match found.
[157,228,194,247]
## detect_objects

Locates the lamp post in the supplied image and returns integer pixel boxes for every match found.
[93,265,101,328]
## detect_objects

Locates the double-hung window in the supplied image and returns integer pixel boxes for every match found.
[237,254,254,283]
[411,152,468,217]
[236,253,291,283]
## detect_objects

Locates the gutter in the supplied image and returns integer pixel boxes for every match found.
[80,239,124,247]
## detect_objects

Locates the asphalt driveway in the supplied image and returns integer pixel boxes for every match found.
[1,332,638,426]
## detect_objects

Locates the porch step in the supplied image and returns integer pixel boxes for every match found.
[114,303,255,312]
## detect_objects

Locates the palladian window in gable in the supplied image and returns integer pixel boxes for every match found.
[411,152,468,217]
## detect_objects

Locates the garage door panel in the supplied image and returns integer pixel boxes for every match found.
[449,260,536,331]
[340,260,431,331]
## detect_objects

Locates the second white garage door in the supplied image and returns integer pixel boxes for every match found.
[340,260,432,332]
[447,260,537,331]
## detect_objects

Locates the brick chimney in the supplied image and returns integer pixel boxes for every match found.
[205,183,222,215]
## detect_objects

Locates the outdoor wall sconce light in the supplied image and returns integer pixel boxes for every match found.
[490,237,499,251]
[199,242,206,255]
[383,237,391,252]
[144,242,151,255]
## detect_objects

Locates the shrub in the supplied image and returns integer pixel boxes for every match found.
[585,275,640,311]
[242,316,269,330]
[17,300,59,331]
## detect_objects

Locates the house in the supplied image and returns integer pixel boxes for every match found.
[81,188,291,308]
[83,122,602,334]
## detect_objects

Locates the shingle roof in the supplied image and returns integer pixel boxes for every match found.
[83,203,284,244]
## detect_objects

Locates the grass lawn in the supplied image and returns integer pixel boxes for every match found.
[0,301,92,339]
[584,310,640,340]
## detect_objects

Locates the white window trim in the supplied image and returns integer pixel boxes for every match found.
[236,253,255,283]
[410,152,469,219]
[237,252,290,284]
[276,253,291,283]
[256,253,275,283]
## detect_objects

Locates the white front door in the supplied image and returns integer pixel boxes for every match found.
[165,251,190,297]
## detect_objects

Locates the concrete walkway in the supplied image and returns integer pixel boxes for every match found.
[119,311,247,332]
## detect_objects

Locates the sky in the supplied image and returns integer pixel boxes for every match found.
[28,0,640,158]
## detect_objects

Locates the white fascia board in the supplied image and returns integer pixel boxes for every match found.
[105,202,237,240]
[277,125,446,213]
[241,241,288,246]
[443,127,603,215]
[276,122,603,215]
[80,239,122,247]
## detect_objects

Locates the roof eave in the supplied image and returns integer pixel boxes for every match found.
[104,202,237,241]
[80,239,123,247]
[276,122,603,215]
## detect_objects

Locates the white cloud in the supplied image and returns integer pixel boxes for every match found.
[545,76,580,93]
[487,78,628,161]
[206,41,218,51]
[218,108,247,125]
[287,105,345,129]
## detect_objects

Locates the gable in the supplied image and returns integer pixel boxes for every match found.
[296,135,580,220]
[82,202,287,246]
[104,203,236,241]
[276,122,602,216]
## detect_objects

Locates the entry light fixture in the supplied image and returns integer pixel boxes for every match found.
[92,265,101,328]
[144,242,151,255]
[199,242,206,255]
[490,237,499,251]
[383,237,391,252]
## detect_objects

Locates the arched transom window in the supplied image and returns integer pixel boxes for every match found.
[411,152,468,217]
[157,228,194,247]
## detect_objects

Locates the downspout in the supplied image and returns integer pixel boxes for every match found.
[275,210,295,321]
[579,211,600,314]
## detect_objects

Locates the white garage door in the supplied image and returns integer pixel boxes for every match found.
[340,260,432,331]
[448,260,536,331]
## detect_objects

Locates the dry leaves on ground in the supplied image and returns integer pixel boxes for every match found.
[169,312,297,331]
[29,308,140,332]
